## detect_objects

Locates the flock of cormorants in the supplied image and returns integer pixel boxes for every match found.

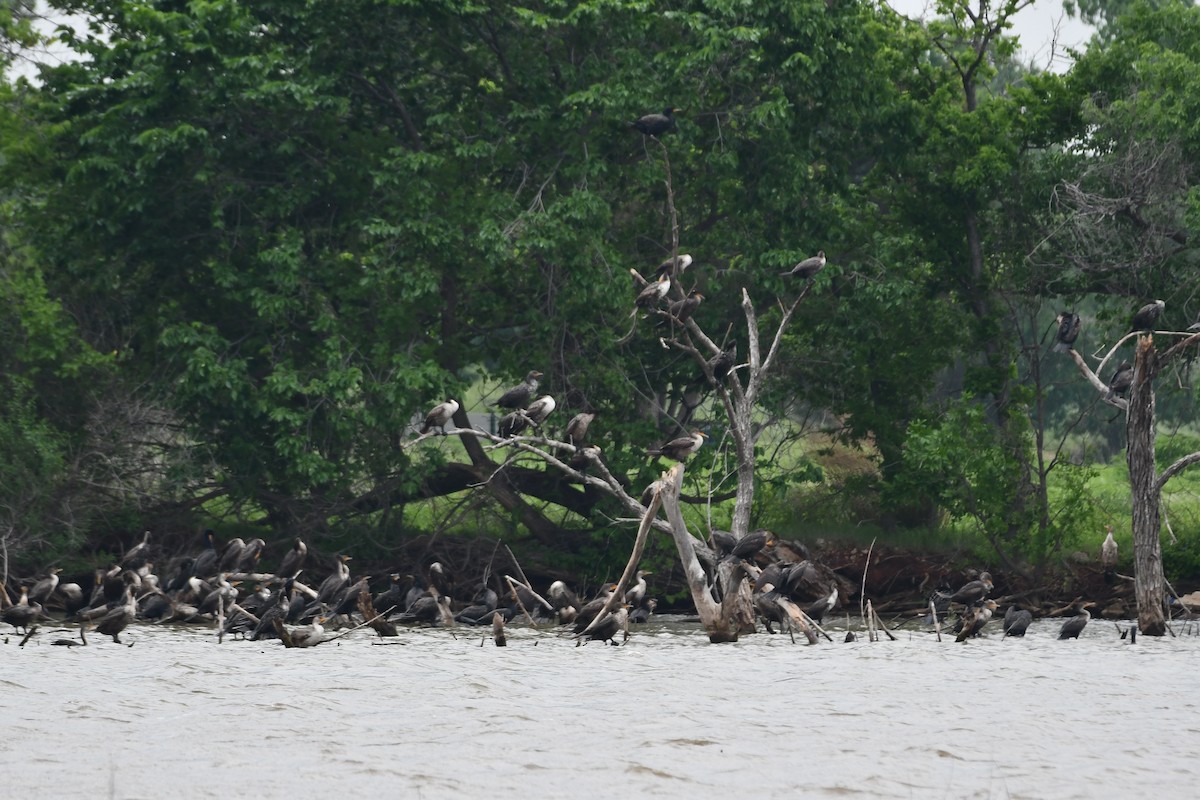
[0,525,1107,648]
[0,111,1136,650]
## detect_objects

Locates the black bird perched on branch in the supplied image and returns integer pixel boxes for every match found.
[629,107,678,137]
[665,290,704,324]
[1003,605,1033,637]
[654,253,693,279]
[494,371,542,410]
[1132,299,1165,332]
[193,529,220,579]
[420,398,459,435]
[275,537,307,581]
[1107,362,1134,399]
[579,606,629,645]
[498,410,532,438]
[1058,602,1094,639]
[804,586,839,624]
[706,344,737,383]
[1053,311,1082,352]
[732,529,775,560]
[780,251,826,280]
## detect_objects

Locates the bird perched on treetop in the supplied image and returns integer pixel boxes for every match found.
[654,253,693,280]
[647,430,706,462]
[1132,300,1165,332]
[632,273,671,316]
[780,251,826,280]
[494,371,542,410]
[420,398,459,435]
[630,107,678,138]
[1053,311,1081,352]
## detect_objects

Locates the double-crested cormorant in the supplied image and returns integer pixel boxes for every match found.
[1053,311,1081,352]
[314,554,352,608]
[955,599,998,642]
[95,587,137,643]
[780,251,826,280]
[251,581,292,641]
[629,598,658,624]
[1132,299,1165,332]
[1058,602,1094,639]
[235,538,265,574]
[940,571,994,606]
[564,411,596,446]
[580,606,629,644]
[276,537,308,581]
[805,586,839,624]
[1101,526,1118,584]
[1003,605,1033,637]
[333,576,370,616]
[624,570,652,608]
[287,616,328,647]
[373,574,405,616]
[219,537,246,574]
[632,274,671,315]
[498,410,532,438]
[29,567,62,605]
[713,345,737,381]
[710,529,738,557]
[1107,362,1133,398]
[654,253,693,279]
[2,588,40,633]
[754,584,789,634]
[525,395,557,426]
[421,398,460,435]
[630,107,678,137]
[665,290,704,324]
[647,430,706,462]
[731,529,774,560]
[572,585,618,634]
[193,529,220,579]
[494,371,543,410]
[120,531,152,571]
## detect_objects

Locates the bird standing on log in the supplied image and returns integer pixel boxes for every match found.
[275,537,307,581]
[1003,605,1033,637]
[421,398,459,435]
[629,107,678,138]
[647,430,706,462]
[1132,300,1164,332]
[780,251,826,280]
[494,371,542,410]
[956,599,998,642]
[1053,311,1081,352]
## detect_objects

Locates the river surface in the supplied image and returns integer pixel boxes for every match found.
[2,616,1197,799]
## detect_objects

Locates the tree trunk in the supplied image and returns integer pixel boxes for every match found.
[1127,336,1166,636]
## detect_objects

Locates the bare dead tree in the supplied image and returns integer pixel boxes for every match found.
[1057,329,1200,635]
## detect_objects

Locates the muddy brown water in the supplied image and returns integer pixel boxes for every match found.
[2,617,1197,799]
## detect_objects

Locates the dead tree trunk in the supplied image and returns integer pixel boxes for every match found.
[1128,337,1166,635]
[659,463,746,642]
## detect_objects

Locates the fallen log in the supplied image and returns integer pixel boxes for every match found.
[357,591,398,638]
